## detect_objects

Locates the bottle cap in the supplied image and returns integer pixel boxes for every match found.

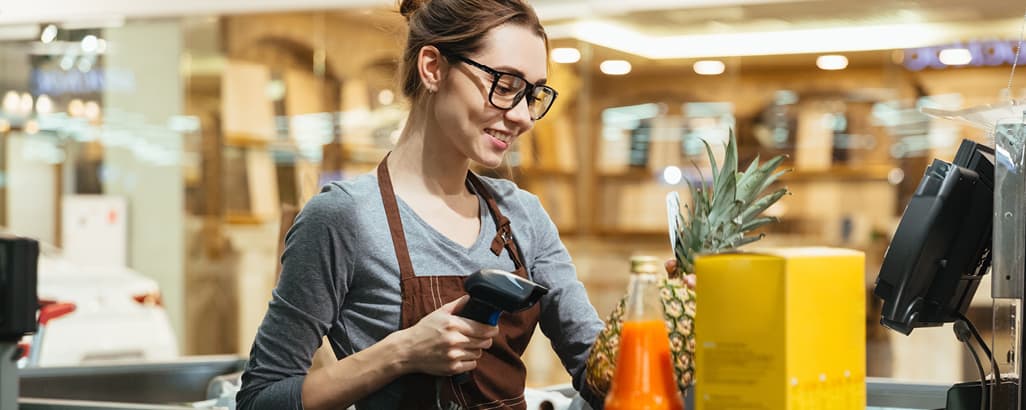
[629,255,660,275]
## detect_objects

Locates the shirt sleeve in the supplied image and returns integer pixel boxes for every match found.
[521,193,606,409]
[237,187,355,410]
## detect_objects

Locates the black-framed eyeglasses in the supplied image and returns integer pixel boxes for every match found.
[455,56,558,121]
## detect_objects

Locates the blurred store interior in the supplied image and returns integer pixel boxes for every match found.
[2,0,1026,406]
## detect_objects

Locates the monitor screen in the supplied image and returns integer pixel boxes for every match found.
[873,139,994,335]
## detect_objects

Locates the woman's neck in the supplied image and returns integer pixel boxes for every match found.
[388,106,472,198]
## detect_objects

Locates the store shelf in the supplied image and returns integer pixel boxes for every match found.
[515,168,577,178]
[780,165,894,183]
[225,212,272,225]
[594,227,669,238]
[224,133,272,148]
[597,168,658,181]
[596,165,895,184]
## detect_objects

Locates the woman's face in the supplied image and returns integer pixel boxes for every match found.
[433,24,548,168]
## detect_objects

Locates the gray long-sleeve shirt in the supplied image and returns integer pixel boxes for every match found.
[237,173,605,410]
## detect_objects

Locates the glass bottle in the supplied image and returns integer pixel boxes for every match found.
[605,256,684,410]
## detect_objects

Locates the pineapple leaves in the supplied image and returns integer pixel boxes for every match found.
[736,154,786,207]
[741,216,778,233]
[702,138,719,190]
[758,167,791,195]
[742,188,788,222]
[733,233,766,248]
[671,129,790,276]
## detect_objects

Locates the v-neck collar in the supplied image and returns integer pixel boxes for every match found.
[388,178,492,254]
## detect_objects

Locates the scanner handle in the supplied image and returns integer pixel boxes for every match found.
[457,298,501,326]
[453,298,501,384]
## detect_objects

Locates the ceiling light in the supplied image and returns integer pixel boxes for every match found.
[552,20,1013,60]
[377,89,394,106]
[80,35,98,53]
[77,56,93,72]
[40,24,58,43]
[68,99,84,117]
[59,54,75,71]
[2,91,19,114]
[888,168,905,185]
[600,60,631,75]
[816,55,849,70]
[19,93,33,115]
[551,47,581,64]
[35,94,53,114]
[693,60,725,75]
[938,48,972,66]
[662,166,683,185]
[84,101,101,122]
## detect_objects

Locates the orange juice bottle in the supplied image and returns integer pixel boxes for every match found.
[605,256,684,410]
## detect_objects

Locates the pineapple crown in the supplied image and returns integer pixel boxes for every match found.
[673,129,790,277]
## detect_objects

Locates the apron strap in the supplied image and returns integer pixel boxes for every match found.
[376,154,416,281]
[467,173,528,272]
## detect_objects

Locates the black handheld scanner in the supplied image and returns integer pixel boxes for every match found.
[453,269,547,384]
[457,269,548,325]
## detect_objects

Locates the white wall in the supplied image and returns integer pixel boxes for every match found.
[102,20,186,349]
[6,134,58,245]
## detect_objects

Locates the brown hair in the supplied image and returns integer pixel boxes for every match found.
[398,0,547,100]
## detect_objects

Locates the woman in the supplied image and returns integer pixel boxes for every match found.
[237,0,608,409]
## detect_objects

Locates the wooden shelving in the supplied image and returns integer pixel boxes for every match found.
[224,133,272,148]
[781,165,894,183]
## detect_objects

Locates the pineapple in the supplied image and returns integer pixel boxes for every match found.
[586,129,789,398]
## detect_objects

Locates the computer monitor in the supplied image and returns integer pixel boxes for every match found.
[873,139,994,335]
[0,236,39,341]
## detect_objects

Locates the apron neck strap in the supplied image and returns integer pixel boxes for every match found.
[466,174,527,270]
[376,154,416,280]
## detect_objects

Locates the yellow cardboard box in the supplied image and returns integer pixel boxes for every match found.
[694,247,865,410]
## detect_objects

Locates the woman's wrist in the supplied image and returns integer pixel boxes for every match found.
[378,329,416,375]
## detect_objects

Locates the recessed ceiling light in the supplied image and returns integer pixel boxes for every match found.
[816,55,848,70]
[40,24,58,44]
[551,47,581,64]
[693,60,725,75]
[600,60,631,75]
[938,48,971,66]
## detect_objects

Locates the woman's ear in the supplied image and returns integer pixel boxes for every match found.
[417,45,446,93]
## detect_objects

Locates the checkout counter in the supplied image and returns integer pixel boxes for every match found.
[0,212,995,410]
[14,361,950,410]
[0,234,955,410]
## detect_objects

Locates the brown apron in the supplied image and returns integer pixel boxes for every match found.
[376,157,541,410]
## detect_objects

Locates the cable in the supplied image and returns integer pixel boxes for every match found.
[957,312,1002,409]
[957,313,1002,387]
[955,320,988,410]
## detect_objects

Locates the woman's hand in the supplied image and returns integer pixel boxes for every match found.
[393,295,500,376]
[665,259,696,289]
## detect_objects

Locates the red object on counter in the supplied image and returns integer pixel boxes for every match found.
[38,302,76,325]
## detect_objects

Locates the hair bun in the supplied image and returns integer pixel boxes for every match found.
[399,0,427,20]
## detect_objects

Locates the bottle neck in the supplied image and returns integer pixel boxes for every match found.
[625,273,663,322]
